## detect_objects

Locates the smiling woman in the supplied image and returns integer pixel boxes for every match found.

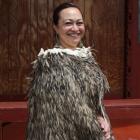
[53,7,85,49]
[26,2,115,140]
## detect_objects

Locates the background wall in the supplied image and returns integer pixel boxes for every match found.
[0,0,125,100]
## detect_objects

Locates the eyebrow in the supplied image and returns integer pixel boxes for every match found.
[64,19,83,21]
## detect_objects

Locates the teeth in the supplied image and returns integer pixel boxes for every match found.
[68,34,79,37]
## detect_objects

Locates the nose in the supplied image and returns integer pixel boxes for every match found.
[71,23,79,31]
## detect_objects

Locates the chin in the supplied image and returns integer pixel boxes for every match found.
[70,43,79,48]
[71,41,81,46]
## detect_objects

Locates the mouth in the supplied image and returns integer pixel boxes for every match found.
[67,33,81,38]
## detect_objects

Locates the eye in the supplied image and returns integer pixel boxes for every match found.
[77,21,84,26]
[65,22,73,26]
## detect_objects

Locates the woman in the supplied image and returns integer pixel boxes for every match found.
[27,2,115,140]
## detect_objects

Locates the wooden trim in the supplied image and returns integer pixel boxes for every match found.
[104,99,140,120]
[104,99,140,107]
[0,102,27,122]
[0,99,140,123]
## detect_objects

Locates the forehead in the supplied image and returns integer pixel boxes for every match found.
[59,7,83,20]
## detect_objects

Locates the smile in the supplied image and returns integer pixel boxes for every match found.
[67,33,80,38]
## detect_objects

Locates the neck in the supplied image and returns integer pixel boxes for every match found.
[59,41,78,50]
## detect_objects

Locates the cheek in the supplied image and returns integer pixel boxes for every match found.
[59,27,70,36]
[80,27,85,36]
[79,25,85,32]
[63,27,72,34]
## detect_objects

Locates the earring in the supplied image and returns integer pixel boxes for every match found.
[55,34,60,47]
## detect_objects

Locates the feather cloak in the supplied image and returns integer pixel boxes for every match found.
[26,47,114,140]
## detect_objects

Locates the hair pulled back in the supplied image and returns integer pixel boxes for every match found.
[53,2,81,26]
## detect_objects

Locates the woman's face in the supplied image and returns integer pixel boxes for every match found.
[54,7,85,49]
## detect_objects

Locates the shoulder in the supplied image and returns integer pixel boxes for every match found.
[37,48,64,57]
[37,47,93,58]
[31,48,66,70]
[32,47,95,69]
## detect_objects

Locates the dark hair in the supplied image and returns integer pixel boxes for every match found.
[53,2,81,26]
